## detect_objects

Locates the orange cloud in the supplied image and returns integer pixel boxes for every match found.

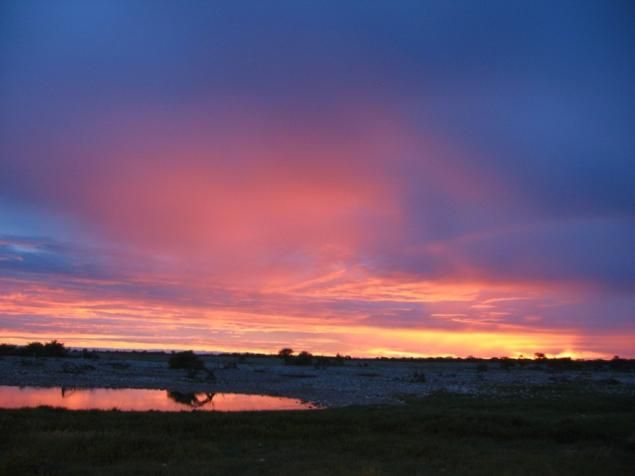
[2,272,632,358]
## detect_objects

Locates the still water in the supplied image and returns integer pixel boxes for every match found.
[0,385,318,412]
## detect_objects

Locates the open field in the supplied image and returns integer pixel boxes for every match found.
[1,387,634,476]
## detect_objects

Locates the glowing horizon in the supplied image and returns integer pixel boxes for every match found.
[1,1,634,358]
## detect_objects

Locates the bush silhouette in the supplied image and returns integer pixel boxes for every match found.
[293,351,313,366]
[169,351,204,370]
[23,342,45,356]
[278,348,296,364]
[281,350,313,366]
[43,340,68,357]
[21,340,68,357]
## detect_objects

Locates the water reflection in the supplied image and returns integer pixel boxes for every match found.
[0,386,318,412]
[61,387,77,397]
[166,390,216,409]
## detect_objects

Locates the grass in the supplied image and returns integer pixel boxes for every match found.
[0,386,633,475]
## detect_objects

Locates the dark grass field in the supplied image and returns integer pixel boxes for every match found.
[1,386,633,476]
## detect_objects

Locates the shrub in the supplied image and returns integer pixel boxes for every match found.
[43,340,68,357]
[284,350,313,366]
[278,348,294,364]
[21,340,68,357]
[294,351,313,366]
[279,348,314,366]
[168,351,204,370]
[23,342,45,356]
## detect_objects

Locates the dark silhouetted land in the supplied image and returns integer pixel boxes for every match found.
[1,344,634,474]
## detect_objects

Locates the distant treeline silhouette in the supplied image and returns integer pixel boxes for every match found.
[277,348,350,367]
[0,340,68,358]
[1,341,633,371]
[369,354,635,372]
[0,341,100,359]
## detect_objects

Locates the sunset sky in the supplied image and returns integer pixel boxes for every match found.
[1,0,634,358]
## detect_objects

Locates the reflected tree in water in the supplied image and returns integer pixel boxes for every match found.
[61,387,79,398]
[167,390,216,408]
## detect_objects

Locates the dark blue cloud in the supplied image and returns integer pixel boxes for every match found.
[0,235,103,277]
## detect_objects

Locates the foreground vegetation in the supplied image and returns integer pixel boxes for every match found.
[0,386,633,476]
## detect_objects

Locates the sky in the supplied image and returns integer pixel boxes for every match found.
[1,0,634,358]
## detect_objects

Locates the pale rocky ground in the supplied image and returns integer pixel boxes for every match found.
[1,353,634,407]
